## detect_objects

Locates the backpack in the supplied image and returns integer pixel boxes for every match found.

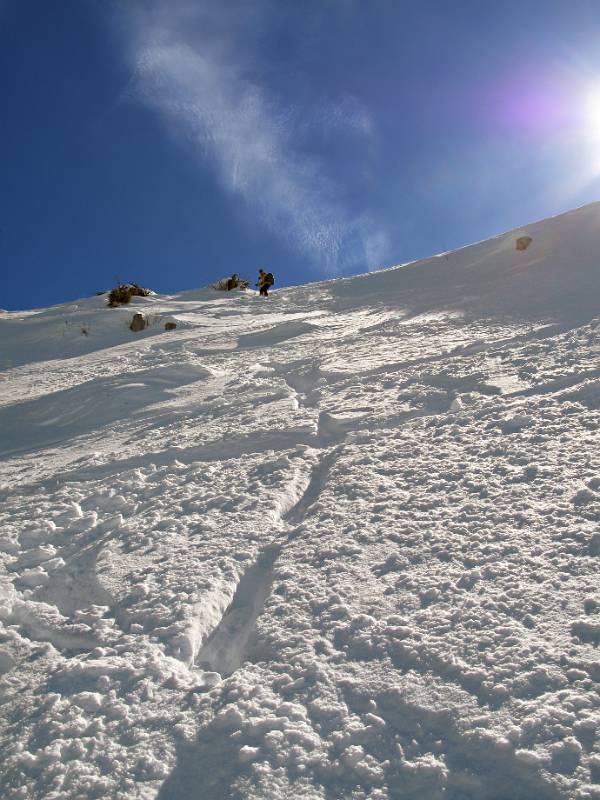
[265,273,274,285]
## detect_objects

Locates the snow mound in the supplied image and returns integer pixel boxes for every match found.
[327,201,600,317]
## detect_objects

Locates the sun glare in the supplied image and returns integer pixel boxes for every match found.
[575,85,600,181]
[583,87,600,139]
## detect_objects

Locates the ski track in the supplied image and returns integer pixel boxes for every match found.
[195,544,281,678]
[182,375,470,690]
[283,449,341,527]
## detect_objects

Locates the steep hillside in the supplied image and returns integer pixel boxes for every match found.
[1,204,600,800]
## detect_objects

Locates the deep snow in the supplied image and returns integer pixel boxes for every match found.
[1,203,600,799]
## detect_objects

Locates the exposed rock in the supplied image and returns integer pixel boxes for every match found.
[516,235,532,251]
[164,322,177,331]
[213,274,250,291]
[130,313,147,332]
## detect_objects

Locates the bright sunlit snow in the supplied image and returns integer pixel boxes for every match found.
[1,203,600,799]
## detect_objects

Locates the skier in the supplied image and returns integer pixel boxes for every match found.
[256,269,275,297]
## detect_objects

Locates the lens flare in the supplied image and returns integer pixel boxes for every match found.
[583,87,600,139]
[577,85,600,181]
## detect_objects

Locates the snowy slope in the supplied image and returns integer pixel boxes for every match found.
[1,204,600,800]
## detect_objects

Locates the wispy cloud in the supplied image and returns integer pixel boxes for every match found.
[115,0,388,273]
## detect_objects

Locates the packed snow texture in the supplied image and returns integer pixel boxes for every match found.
[1,203,600,799]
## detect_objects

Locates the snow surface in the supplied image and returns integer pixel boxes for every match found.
[1,203,600,799]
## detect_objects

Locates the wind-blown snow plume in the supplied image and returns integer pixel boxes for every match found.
[118,0,388,273]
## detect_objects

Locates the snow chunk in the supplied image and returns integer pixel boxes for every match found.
[135,754,170,780]
[0,578,16,619]
[500,414,533,433]
[20,566,49,587]
[239,745,261,763]
[515,749,546,768]
[71,692,104,713]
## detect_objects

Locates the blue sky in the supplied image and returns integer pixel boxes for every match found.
[3,0,600,310]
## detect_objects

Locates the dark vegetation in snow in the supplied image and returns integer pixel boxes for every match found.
[107,283,152,307]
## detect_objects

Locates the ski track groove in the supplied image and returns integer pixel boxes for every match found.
[283,449,339,526]
[190,432,346,679]
[195,544,281,677]
[187,387,458,682]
